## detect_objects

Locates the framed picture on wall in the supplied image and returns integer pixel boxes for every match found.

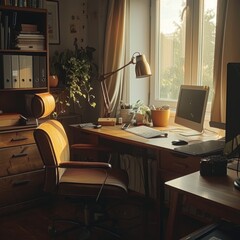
[46,0,60,44]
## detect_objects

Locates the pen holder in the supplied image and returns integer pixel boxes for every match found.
[151,109,170,127]
[120,109,133,123]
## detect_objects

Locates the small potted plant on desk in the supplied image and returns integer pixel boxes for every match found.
[132,100,151,125]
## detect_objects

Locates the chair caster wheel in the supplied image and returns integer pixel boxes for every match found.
[48,225,57,236]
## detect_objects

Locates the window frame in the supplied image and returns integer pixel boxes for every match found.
[150,0,215,112]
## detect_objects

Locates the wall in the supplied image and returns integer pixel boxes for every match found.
[128,0,151,106]
[49,0,88,56]
[48,0,151,121]
[48,0,102,122]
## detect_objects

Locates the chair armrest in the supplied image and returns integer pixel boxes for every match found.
[59,161,112,169]
[71,143,114,153]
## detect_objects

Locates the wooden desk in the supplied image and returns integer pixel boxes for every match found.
[165,169,240,240]
[70,125,221,238]
[71,125,211,192]
[71,125,220,153]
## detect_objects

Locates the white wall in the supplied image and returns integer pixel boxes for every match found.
[128,0,151,106]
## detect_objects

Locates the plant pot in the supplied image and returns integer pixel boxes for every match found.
[49,75,59,87]
[135,113,145,124]
[120,109,133,123]
[151,109,170,127]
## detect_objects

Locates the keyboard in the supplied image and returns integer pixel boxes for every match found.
[125,125,168,139]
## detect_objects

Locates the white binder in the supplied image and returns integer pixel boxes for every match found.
[19,55,33,88]
[11,55,20,88]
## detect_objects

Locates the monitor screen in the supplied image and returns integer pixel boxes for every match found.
[175,85,209,133]
[224,63,240,157]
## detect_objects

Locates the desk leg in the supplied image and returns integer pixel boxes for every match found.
[165,190,182,240]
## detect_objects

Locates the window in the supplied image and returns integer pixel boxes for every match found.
[150,0,217,109]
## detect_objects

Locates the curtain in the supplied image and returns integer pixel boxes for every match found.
[210,0,240,127]
[100,0,126,117]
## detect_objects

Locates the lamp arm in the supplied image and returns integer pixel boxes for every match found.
[99,53,139,117]
[99,58,134,82]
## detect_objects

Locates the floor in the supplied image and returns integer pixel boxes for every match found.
[0,195,160,240]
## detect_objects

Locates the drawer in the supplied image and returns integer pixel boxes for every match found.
[0,144,43,177]
[0,170,45,207]
[159,150,200,175]
[0,130,35,148]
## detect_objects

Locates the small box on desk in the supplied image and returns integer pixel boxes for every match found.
[98,118,116,126]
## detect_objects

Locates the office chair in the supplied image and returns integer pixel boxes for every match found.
[31,92,129,239]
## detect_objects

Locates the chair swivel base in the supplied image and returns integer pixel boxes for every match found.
[48,217,122,239]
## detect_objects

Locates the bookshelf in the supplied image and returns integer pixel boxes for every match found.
[0,4,49,214]
[0,5,49,118]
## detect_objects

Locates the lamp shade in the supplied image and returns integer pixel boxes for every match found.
[135,54,152,78]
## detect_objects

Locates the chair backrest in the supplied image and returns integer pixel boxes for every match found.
[32,92,70,193]
[31,92,56,119]
[34,119,70,193]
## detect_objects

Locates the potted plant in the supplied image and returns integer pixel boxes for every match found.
[50,43,97,118]
[132,100,151,125]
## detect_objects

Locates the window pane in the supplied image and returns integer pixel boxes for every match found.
[159,0,186,101]
[200,0,217,101]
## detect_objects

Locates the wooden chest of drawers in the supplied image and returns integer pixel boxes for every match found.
[0,128,45,213]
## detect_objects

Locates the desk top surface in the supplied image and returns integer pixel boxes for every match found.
[165,169,240,211]
[72,124,223,153]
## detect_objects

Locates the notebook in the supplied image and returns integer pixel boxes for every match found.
[174,140,225,156]
[125,125,168,139]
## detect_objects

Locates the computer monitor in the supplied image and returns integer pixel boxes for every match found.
[223,63,240,190]
[224,63,240,158]
[175,85,209,134]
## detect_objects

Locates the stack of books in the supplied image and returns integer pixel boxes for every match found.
[16,24,45,50]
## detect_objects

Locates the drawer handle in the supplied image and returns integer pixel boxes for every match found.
[13,179,31,187]
[11,137,28,142]
[12,153,28,158]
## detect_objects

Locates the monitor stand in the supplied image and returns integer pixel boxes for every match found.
[170,128,203,137]
[179,130,203,137]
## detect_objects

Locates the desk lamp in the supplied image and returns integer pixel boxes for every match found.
[99,52,152,117]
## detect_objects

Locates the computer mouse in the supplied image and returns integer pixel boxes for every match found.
[94,124,102,129]
[172,139,188,146]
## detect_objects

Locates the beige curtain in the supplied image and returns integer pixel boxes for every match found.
[100,0,126,117]
[210,0,240,127]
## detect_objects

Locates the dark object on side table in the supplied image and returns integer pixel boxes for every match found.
[200,155,228,176]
